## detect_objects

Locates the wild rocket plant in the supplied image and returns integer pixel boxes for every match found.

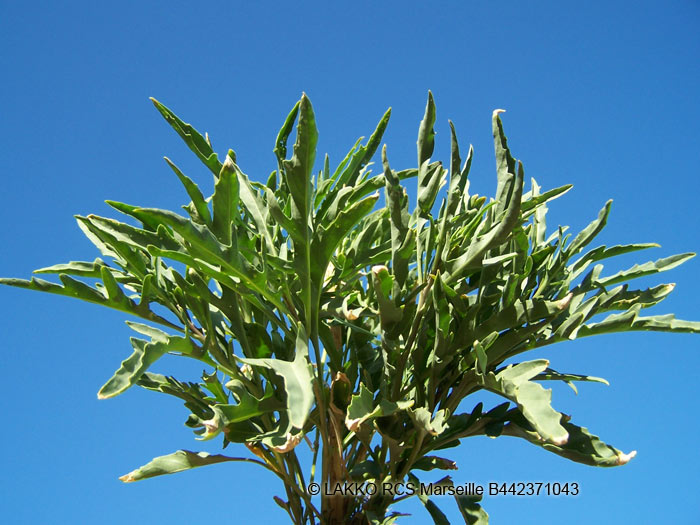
[2,92,698,524]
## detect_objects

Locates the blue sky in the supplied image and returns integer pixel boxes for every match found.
[1,2,698,523]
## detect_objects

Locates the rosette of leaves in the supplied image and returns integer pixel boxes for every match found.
[2,92,698,525]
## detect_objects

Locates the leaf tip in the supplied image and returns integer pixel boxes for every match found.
[557,292,574,310]
[271,432,303,454]
[617,450,637,465]
[552,435,569,446]
[119,472,136,483]
[346,418,362,433]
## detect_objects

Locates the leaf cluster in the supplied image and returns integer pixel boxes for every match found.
[2,92,698,524]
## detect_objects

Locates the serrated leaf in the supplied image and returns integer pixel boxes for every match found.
[165,157,211,224]
[105,200,163,231]
[236,327,313,429]
[151,98,222,175]
[217,383,282,424]
[98,329,195,399]
[493,109,517,217]
[534,368,609,387]
[566,200,612,257]
[34,258,107,278]
[280,94,317,333]
[345,384,413,432]
[410,407,448,436]
[132,208,286,315]
[237,168,275,253]
[312,192,380,291]
[0,275,177,329]
[596,253,695,288]
[383,146,414,287]
[521,183,572,214]
[282,93,317,219]
[273,100,300,166]
[211,154,240,245]
[445,156,524,282]
[483,359,568,445]
[504,415,636,467]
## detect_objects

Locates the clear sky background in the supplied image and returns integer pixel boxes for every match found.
[1,2,698,524]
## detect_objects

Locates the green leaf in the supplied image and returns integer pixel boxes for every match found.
[217,385,283,424]
[438,125,472,258]
[630,314,700,333]
[474,340,488,376]
[282,93,317,220]
[418,160,447,214]
[383,146,414,288]
[596,253,695,288]
[445,157,524,282]
[98,327,195,399]
[422,499,451,525]
[520,183,572,214]
[569,243,660,280]
[566,200,612,256]
[132,208,286,315]
[274,100,301,166]
[331,107,391,189]
[164,157,212,224]
[150,98,222,175]
[119,450,241,482]
[417,91,436,165]
[534,368,609,387]
[493,109,518,217]
[598,283,676,312]
[454,494,489,525]
[409,407,448,436]
[412,456,458,472]
[34,258,107,278]
[409,473,452,525]
[312,193,380,291]
[264,186,302,243]
[577,307,700,337]
[0,275,177,329]
[345,383,375,432]
[211,153,240,245]
[483,359,568,445]
[370,264,402,328]
[504,415,636,467]
[281,94,318,333]
[362,107,392,167]
[78,214,180,257]
[461,295,571,346]
[238,170,276,254]
[105,200,163,231]
[345,384,413,432]
[236,327,314,429]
